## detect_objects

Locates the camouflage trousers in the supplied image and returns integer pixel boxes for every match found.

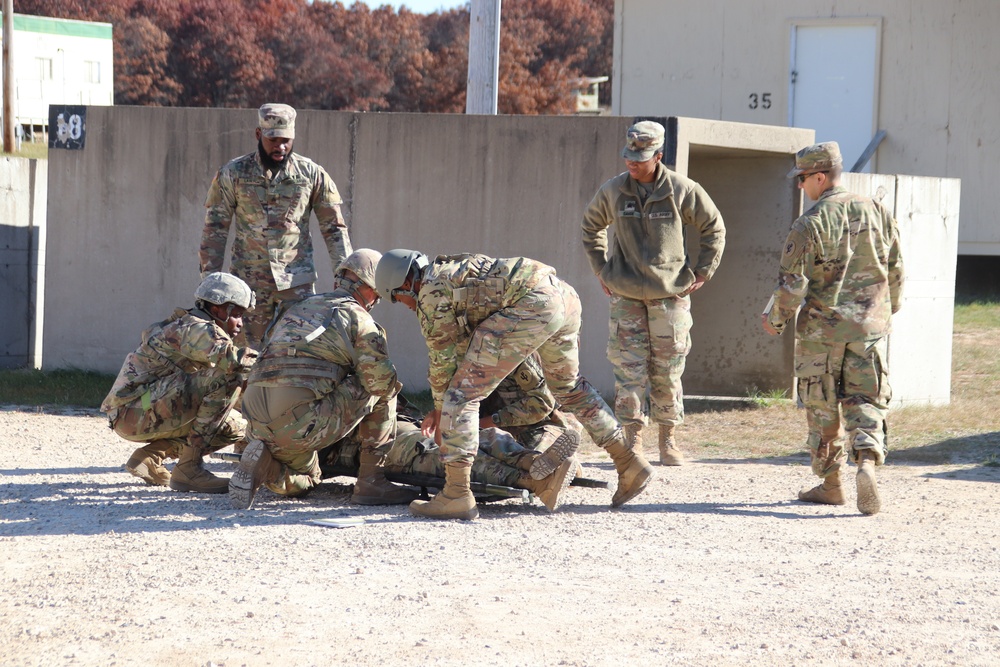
[243,377,396,496]
[108,370,246,454]
[382,424,537,487]
[607,293,692,429]
[240,283,314,351]
[439,276,619,465]
[795,337,891,478]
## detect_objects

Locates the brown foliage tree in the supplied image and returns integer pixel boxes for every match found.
[114,16,182,105]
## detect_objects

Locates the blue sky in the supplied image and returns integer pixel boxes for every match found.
[372,0,468,14]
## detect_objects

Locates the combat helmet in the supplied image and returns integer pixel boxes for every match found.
[335,249,383,308]
[194,272,256,311]
[374,249,429,302]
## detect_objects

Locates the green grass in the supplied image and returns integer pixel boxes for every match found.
[1,142,48,160]
[0,368,114,409]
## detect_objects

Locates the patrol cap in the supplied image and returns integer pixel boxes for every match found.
[621,121,665,161]
[787,141,842,178]
[258,103,296,139]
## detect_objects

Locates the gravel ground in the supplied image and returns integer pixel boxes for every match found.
[2,407,1000,667]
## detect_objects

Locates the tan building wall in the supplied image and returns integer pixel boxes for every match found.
[40,107,954,406]
[613,0,996,255]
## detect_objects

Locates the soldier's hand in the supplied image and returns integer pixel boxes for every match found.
[421,409,441,439]
[680,275,706,297]
[237,347,259,372]
[761,314,780,336]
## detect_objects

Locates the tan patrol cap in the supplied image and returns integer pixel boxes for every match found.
[788,141,842,178]
[258,103,296,139]
[622,121,665,161]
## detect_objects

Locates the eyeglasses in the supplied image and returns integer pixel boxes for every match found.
[797,171,829,184]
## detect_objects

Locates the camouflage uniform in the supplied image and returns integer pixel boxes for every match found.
[101,307,252,455]
[582,126,725,430]
[324,422,535,489]
[480,352,575,452]
[417,254,619,465]
[767,149,904,478]
[201,105,352,349]
[242,290,400,496]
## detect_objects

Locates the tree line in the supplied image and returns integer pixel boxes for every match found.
[15,0,613,114]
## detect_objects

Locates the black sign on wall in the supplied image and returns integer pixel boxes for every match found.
[48,105,87,150]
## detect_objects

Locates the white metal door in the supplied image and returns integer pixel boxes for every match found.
[790,22,880,172]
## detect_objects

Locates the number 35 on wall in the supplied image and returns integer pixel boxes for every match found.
[748,93,772,110]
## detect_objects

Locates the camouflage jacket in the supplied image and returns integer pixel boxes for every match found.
[201,151,353,292]
[416,254,556,408]
[480,353,556,428]
[250,290,399,398]
[767,185,904,342]
[582,162,726,300]
[101,307,246,413]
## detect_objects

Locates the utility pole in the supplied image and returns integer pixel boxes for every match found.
[465,0,500,115]
[2,0,15,152]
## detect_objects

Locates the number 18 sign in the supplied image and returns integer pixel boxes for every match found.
[48,105,87,150]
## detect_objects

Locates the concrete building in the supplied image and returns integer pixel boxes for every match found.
[0,12,113,138]
[611,0,996,255]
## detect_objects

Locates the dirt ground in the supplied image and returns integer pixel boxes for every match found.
[2,407,999,667]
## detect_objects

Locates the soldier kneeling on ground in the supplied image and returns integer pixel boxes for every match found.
[230,249,416,509]
[102,273,258,493]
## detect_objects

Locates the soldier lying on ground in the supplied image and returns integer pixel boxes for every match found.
[320,421,579,512]
[230,249,415,509]
[102,273,258,494]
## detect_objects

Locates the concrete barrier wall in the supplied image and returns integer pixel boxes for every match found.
[40,106,954,405]
[0,156,46,369]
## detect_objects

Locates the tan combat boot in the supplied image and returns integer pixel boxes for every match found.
[526,431,580,480]
[229,439,283,509]
[856,450,882,515]
[409,462,479,520]
[520,456,577,512]
[352,449,419,505]
[604,430,655,508]
[169,445,229,494]
[658,424,685,466]
[125,440,178,486]
[797,470,845,505]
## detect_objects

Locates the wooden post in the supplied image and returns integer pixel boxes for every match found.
[2,0,14,152]
[465,0,501,115]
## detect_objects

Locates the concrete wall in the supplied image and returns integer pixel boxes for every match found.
[613,0,996,255]
[0,157,46,368]
[41,106,955,406]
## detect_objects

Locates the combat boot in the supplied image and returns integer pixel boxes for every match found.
[797,470,845,505]
[352,449,419,505]
[229,439,283,509]
[409,462,478,520]
[856,450,882,515]
[527,430,580,480]
[169,445,229,494]
[125,440,178,486]
[658,424,686,466]
[520,456,577,512]
[604,430,655,508]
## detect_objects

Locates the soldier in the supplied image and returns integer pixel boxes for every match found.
[763,142,904,516]
[201,103,353,350]
[101,273,258,494]
[583,121,726,466]
[582,120,726,466]
[230,249,416,510]
[325,421,579,512]
[375,250,655,520]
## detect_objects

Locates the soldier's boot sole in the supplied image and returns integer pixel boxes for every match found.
[409,491,479,520]
[797,481,845,505]
[529,431,580,480]
[536,456,577,512]
[612,453,654,508]
[856,461,881,515]
[228,439,280,509]
[125,447,170,486]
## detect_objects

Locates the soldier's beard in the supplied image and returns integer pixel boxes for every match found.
[258,140,293,173]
